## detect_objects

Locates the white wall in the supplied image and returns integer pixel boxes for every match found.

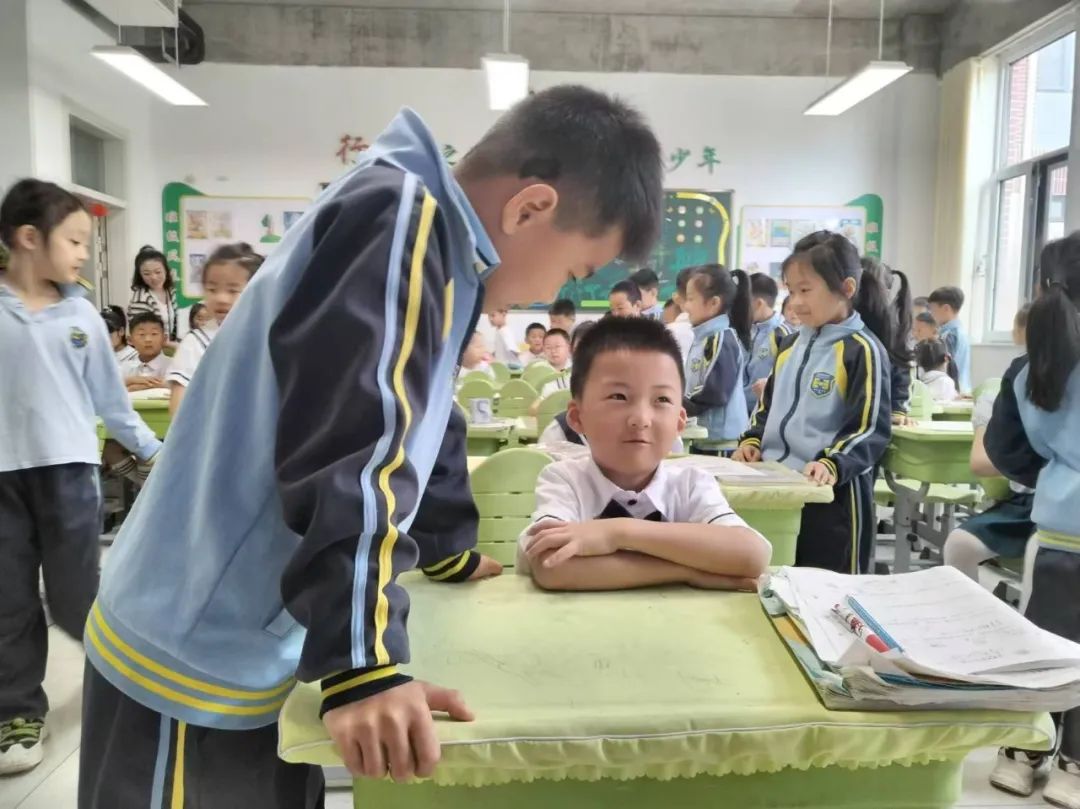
[136,64,940,345]
[25,0,160,307]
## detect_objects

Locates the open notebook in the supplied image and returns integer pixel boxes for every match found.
[763,566,1080,711]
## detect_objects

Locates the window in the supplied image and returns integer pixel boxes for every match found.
[985,29,1074,339]
[70,120,107,193]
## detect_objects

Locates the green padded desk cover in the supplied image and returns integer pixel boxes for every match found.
[279,575,1051,808]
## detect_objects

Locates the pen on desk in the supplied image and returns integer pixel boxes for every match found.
[831,602,892,655]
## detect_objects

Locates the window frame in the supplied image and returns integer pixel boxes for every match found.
[981,14,1076,342]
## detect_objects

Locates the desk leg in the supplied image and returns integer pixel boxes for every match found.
[892,491,913,574]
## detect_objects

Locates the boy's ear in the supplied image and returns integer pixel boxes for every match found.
[842,277,857,299]
[566,398,585,435]
[501,184,559,235]
[676,406,688,435]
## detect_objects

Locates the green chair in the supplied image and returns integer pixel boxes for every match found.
[490,362,511,384]
[973,377,1002,403]
[535,389,572,435]
[471,448,553,568]
[522,362,555,389]
[456,378,497,410]
[907,379,935,421]
[459,370,498,388]
[494,379,538,419]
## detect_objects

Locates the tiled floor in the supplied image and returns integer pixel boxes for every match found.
[0,624,1052,809]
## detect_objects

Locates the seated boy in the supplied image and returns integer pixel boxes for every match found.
[518,316,771,590]
[121,312,170,390]
[457,331,495,381]
[631,267,663,319]
[528,328,572,415]
[912,310,938,343]
[522,321,547,364]
[549,298,577,332]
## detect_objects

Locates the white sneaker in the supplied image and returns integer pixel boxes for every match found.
[1044,756,1080,809]
[0,718,47,776]
[990,747,1050,797]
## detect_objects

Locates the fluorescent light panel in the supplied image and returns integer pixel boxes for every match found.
[91,46,207,106]
[804,60,912,116]
[482,53,529,111]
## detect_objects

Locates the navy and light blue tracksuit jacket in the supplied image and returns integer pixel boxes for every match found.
[743,310,792,414]
[740,312,891,485]
[683,314,749,441]
[87,109,496,729]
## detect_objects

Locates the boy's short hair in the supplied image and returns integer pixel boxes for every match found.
[549,298,576,318]
[544,328,571,343]
[914,311,937,326]
[630,267,659,291]
[610,279,642,304]
[570,315,685,398]
[526,321,547,336]
[129,312,166,332]
[928,286,964,312]
[913,296,930,308]
[456,85,663,263]
[750,273,779,307]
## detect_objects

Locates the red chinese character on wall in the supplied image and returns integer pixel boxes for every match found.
[336,135,370,165]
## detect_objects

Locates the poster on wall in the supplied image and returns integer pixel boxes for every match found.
[536,189,733,310]
[737,194,883,279]
[161,182,310,307]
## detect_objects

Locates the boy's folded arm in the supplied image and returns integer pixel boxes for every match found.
[816,335,891,485]
[617,519,771,578]
[531,551,696,591]
[270,175,451,714]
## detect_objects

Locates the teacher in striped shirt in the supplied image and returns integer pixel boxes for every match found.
[127,245,178,347]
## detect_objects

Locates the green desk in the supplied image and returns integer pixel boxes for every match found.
[883,421,976,572]
[512,416,539,443]
[932,401,974,422]
[96,396,171,449]
[279,575,1052,809]
[466,420,515,456]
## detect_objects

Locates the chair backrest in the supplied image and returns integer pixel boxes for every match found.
[973,376,1003,403]
[459,370,497,389]
[471,448,553,567]
[522,362,555,388]
[490,362,511,384]
[536,389,572,434]
[494,379,538,418]
[456,378,497,410]
[908,378,935,420]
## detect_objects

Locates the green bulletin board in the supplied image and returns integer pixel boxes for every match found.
[542,189,734,310]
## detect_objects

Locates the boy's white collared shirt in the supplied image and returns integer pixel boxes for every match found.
[120,351,170,379]
[165,323,218,389]
[517,454,765,573]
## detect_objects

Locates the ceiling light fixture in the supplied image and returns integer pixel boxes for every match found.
[804,0,912,116]
[91,45,206,106]
[482,0,529,111]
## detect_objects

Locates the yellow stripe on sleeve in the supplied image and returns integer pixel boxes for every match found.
[372,191,438,665]
[426,553,472,581]
[321,666,401,700]
[170,721,186,809]
[827,334,876,457]
[442,280,454,342]
[834,341,848,399]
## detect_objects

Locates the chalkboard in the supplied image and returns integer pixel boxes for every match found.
[530,189,733,310]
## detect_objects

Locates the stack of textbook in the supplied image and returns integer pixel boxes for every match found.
[762,566,1080,711]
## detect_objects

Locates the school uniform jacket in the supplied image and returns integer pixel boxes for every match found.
[683,314,750,441]
[739,312,891,485]
[985,356,1044,491]
[992,356,1079,549]
[743,311,792,412]
[87,108,497,730]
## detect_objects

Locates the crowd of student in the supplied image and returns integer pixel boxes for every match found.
[1,83,1079,808]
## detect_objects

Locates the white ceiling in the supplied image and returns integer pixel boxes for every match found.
[185,0,962,19]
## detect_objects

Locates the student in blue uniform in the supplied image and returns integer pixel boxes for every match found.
[76,86,664,808]
[985,233,1080,807]
[681,265,752,445]
[0,180,161,776]
[744,273,793,414]
[733,232,892,574]
[631,267,664,319]
[928,285,971,393]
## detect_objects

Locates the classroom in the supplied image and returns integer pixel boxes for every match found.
[2,0,1080,807]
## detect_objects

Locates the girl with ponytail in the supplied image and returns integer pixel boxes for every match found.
[733,231,892,573]
[680,264,753,445]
